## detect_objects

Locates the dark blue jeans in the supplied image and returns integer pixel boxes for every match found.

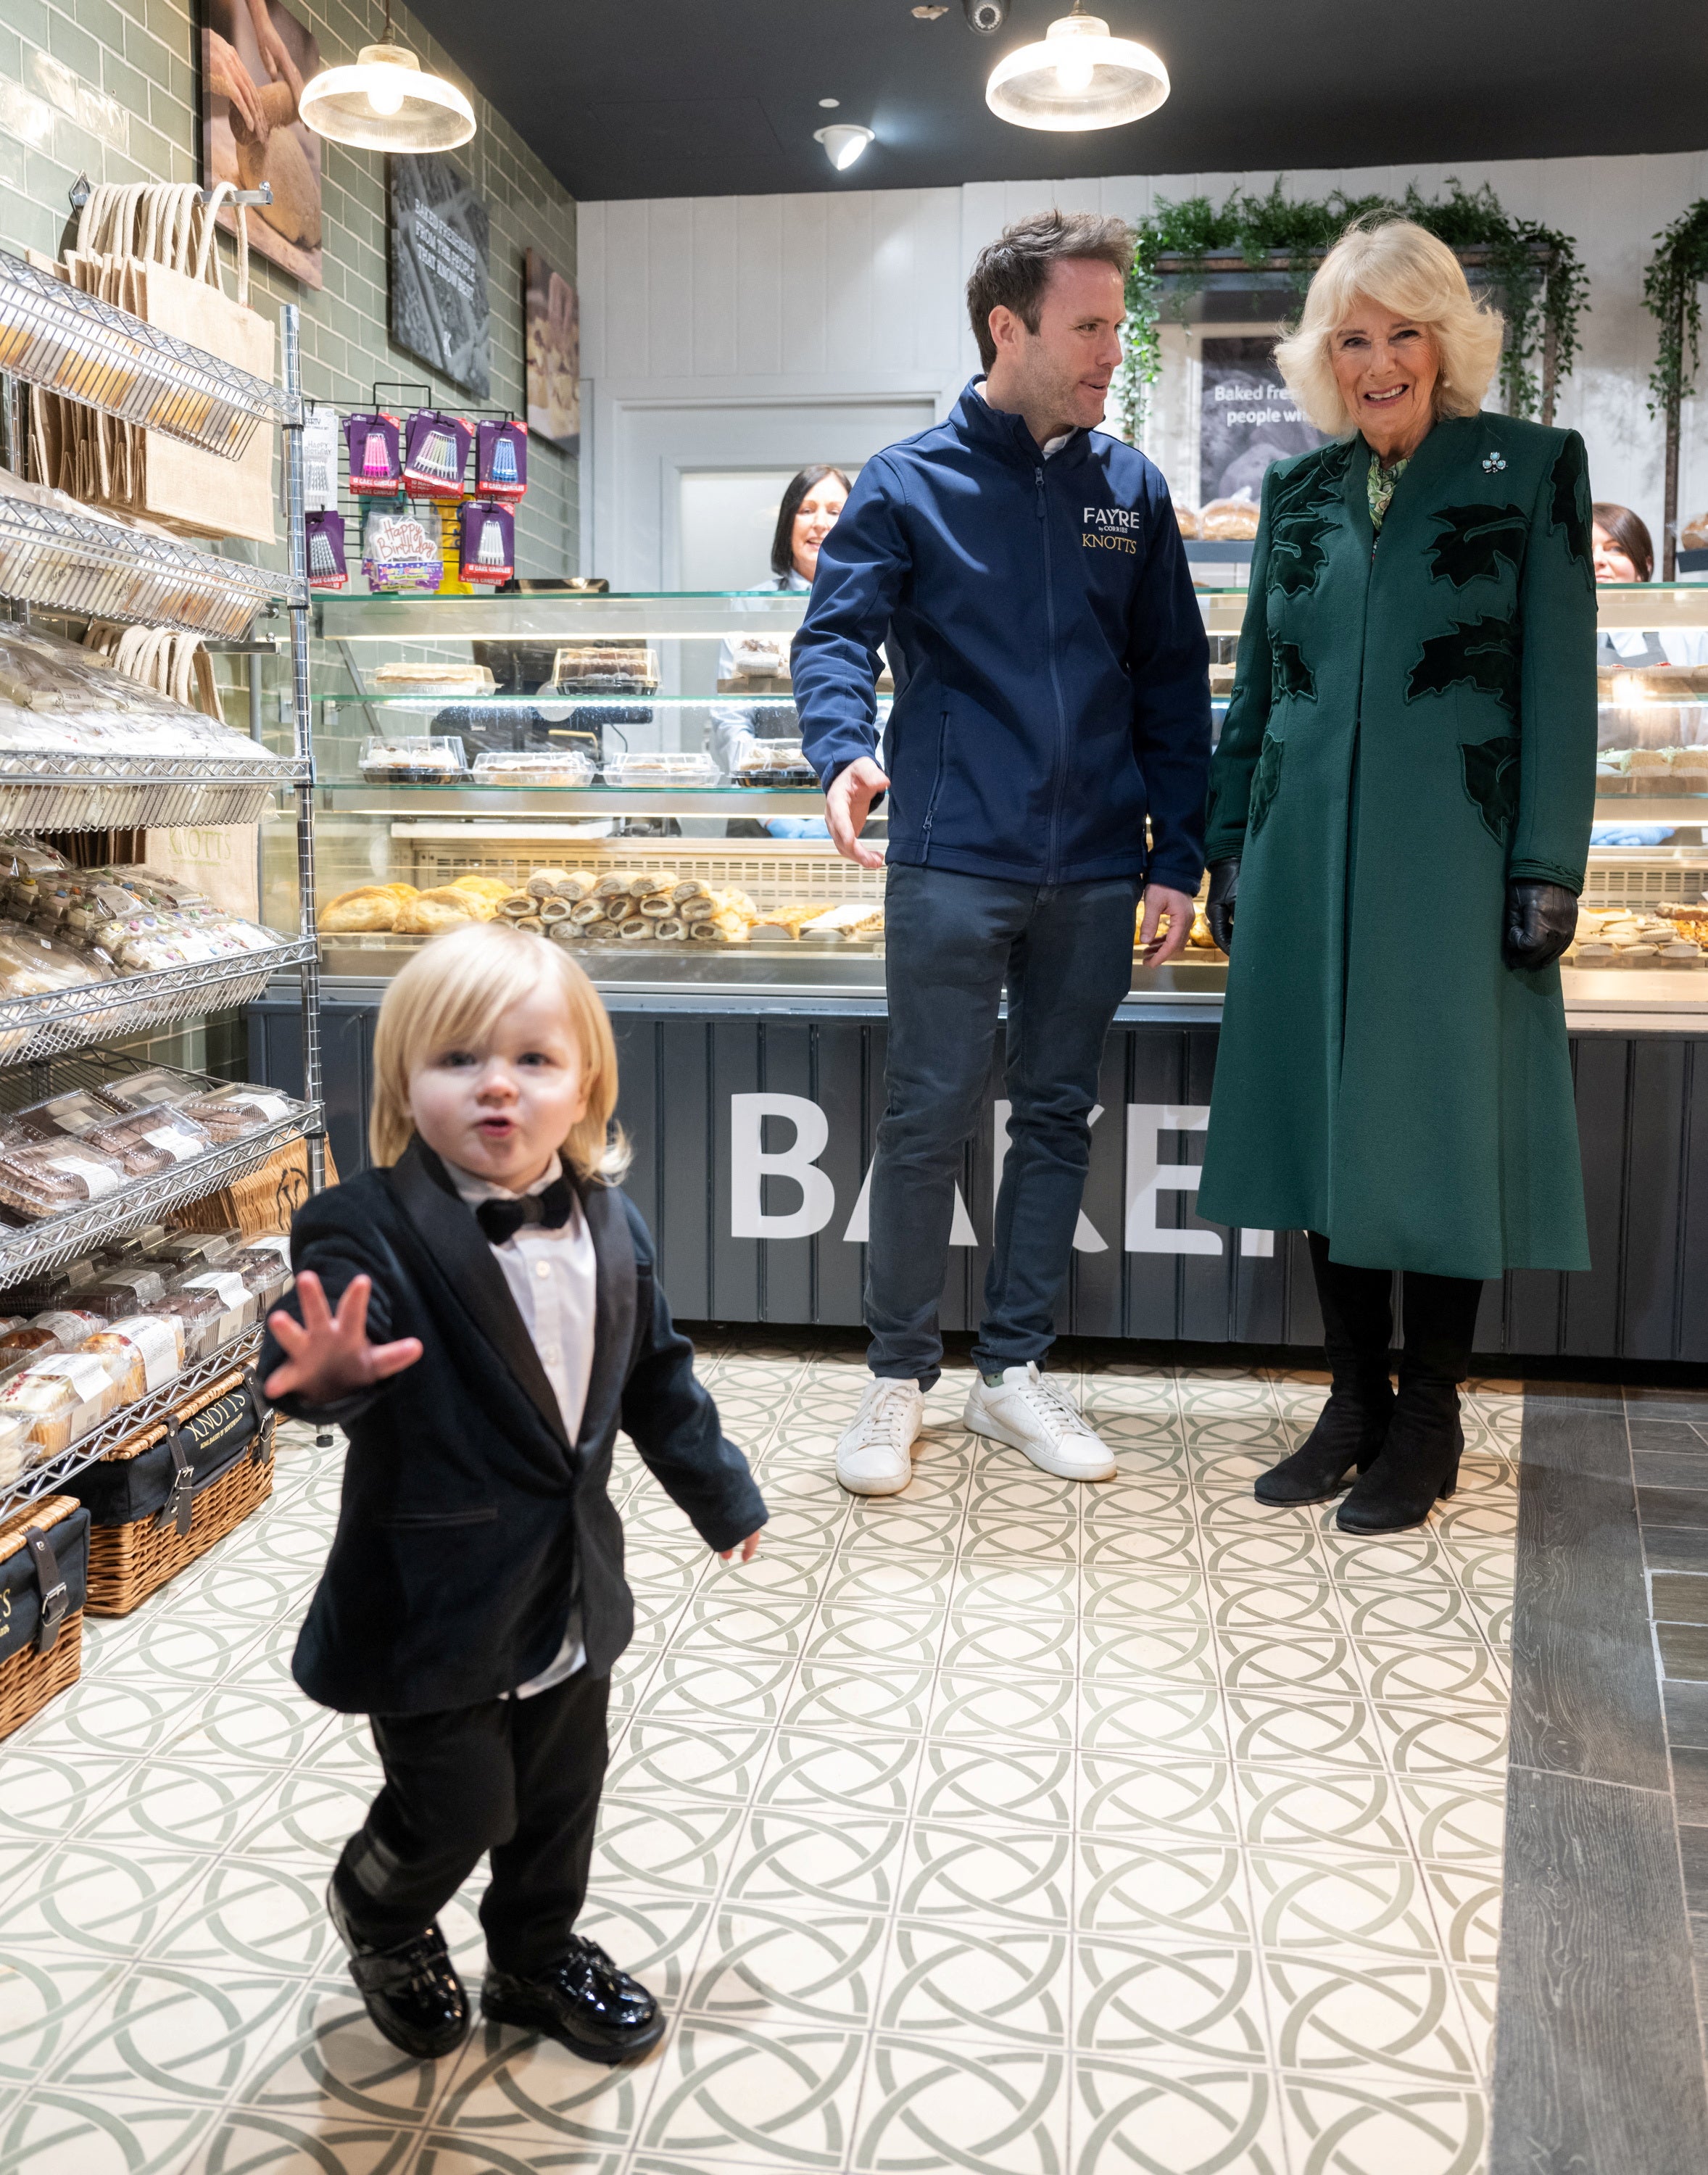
[868,863,1138,1388]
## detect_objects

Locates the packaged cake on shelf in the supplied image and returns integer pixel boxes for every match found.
[93,1069,204,1114]
[173,1083,301,1142]
[359,736,470,783]
[550,645,660,695]
[12,1090,122,1143]
[65,1265,168,1320]
[225,1237,292,1309]
[471,750,597,787]
[174,1269,257,1346]
[0,1351,123,1458]
[83,1312,184,1400]
[79,1109,213,1177]
[0,1136,126,1219]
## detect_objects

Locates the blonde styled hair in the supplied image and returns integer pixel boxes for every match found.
[368,922,629,1182]
[1274,219,1505,434]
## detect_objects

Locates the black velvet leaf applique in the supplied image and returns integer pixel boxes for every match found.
[1262,443,1352,598]
[1460,734,1523,844]
[1549,435,1593,586]
[1427,504,1528,589]
[1248,731,1286,837]
[1271,638,1316,704]
[1406,613,1521,721]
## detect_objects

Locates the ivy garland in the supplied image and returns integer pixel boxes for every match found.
[1642,199,1708,415]
[1117,178,1588,441]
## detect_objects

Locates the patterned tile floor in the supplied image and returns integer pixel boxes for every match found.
[0,1341,1521,2175]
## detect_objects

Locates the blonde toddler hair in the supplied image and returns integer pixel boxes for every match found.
[368,921,628,1181]
[1274,218,1506,435]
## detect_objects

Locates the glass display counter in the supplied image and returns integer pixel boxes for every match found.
[244,585,1708,1361]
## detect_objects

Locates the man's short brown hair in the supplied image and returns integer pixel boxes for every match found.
[965,210,1134,372]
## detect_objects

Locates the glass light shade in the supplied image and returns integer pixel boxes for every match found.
[299,43,476,152]
[986,12,1169,131]
[813,123,875,171]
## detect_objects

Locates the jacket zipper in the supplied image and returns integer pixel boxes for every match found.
[919,705,949,851]
[1038,463,1070,885]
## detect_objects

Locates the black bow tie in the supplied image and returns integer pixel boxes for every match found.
[475,1174,575,1246]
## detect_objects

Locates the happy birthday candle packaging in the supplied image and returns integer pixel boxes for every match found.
[305,510,349,590]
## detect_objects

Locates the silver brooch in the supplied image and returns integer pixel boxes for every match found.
[1483,452,1506,473]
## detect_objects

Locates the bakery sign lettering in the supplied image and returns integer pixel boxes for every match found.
[1082,505,1140,555]
[730,1095,1274,1256]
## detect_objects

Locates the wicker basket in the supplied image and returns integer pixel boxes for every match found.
[77,1369,275,1617]
[168,1134,339,1241]
[0,1494,88,1739]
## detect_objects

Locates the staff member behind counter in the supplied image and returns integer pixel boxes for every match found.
[710,467,850,839]
[1593,500,1708,664]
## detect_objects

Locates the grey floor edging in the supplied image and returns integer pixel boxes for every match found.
[1490,1384,1708,2173]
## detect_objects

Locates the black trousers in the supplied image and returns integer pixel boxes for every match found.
[333,1667,610,1976]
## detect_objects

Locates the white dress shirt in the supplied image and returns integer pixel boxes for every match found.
[447,1151,597,1697]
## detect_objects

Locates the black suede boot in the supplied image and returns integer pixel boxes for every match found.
[1255,1235,1396,1505]
[1337,1269,1483,1533]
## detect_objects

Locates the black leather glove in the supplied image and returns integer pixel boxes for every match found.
[1205,858,1240,954]
[1502,879,1578,972]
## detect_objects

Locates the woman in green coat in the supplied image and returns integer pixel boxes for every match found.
[1197,219,1594,1533]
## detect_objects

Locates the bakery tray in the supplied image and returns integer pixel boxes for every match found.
[0,749,308,830]
[0,937,315,1067]
[0,1106,320,1284]
[0,496,304,639]
[0,1325,264,1518]
[0,251,299,457]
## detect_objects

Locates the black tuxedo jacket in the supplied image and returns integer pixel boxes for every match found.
[260,1138,766,1715]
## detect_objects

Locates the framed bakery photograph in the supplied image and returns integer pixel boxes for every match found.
[197,0,324,288]
[389,150,492,402]
[525,248,579,455]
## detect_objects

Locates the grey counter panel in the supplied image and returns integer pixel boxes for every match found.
[248,989,1708,1359]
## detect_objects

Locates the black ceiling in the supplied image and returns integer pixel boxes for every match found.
[404,1,1708,204]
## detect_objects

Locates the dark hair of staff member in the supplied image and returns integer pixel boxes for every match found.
[1197,218,1596,1533]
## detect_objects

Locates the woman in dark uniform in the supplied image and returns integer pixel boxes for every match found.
[1198,220,1596,1533]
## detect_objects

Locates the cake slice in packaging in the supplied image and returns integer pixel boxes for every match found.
[65,1265,168,1319]
[0,1409,31,1486]
[175,1085,298,1141]
[93,1068,204,1113]
[84,1312,184,1401]
[78,1107,212,1177]
[0,1350,122,1457]
[227,1237,293,1308]
[0,1138,126,1219]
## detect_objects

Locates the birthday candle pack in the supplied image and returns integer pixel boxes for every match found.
[476,420,528,501]
[460,500,515,587]
[344,411,401,495]
[402,409,473,497]
[305,510,349,590]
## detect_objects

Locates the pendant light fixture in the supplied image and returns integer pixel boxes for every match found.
[986,2,1169,132]
[299,5,476,152]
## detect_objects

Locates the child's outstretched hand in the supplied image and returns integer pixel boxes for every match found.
[264,1270,423,1406]
[719,1531,763,1565]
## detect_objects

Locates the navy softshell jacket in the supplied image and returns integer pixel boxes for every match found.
[791,378,1212,890]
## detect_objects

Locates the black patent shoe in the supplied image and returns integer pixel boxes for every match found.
[1254,1378,1394,1505]
[482,1935,666,2064]
[1337,1383,1464,1534]
[327,1880,470,2060]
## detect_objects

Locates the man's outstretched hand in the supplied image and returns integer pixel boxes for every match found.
[263,1270,423,1406]
[825,756,890,868]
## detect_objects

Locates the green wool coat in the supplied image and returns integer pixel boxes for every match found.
[1195,412,1596,1279]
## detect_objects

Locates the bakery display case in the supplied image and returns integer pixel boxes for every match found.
[258,579,1708,1363]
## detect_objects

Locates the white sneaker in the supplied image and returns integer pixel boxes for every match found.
[963,1363,1116,1481]
[834,1377,925,1496]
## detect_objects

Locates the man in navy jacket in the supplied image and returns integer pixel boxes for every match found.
[792,210,1211,1495]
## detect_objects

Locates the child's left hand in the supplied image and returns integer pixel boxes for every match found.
[719,1530,763,1565]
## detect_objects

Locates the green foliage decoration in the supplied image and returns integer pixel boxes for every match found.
[1642,199,1708,416]
[1117,178,1587,441]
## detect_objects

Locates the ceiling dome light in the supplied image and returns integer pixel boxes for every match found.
[299,40,476,152]
[986,4,1169,132]
[813,123,874,172]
